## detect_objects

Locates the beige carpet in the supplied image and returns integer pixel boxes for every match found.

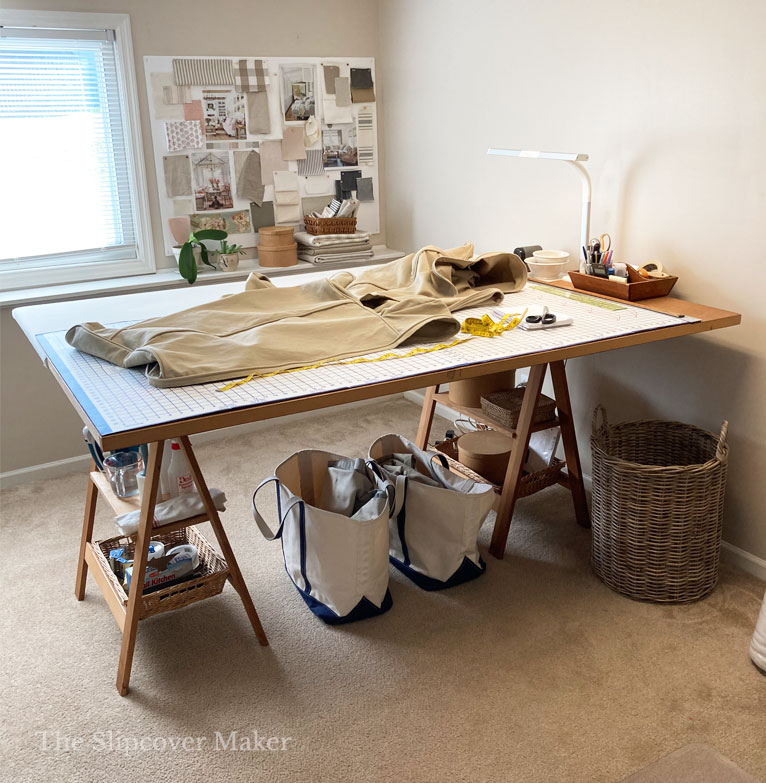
[621,743,760,782]
[1,397,764,783]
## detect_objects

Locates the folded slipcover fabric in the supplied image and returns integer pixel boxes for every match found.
[299,251,374,265]
[66,244,527,388]
[298,242,372,256]
[294,230,370,247]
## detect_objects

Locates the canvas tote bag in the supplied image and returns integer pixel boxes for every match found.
[368,434,495,590]
[252,450,393,624]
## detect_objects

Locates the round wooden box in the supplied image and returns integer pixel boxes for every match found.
[457,430,513,485]
[258,242,298,268]
[448,371,515,408]
[258,226,295,247]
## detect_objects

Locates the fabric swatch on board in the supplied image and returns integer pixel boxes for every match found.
[274,203,301,224]
[150,74,184,120]
[304,116,321,147]
[273,170,300,205]
[233,150,264,206]
[322,99,353,125]
[323,65,340,94]
[356,110,375,165]
[303,174,334,195]
[340,169,362,190]
[163,154,192,197]
[246,91,271,135]
[250,200,276,230]
[350,69,375,103]
[281,126,307,160]
[334,77,351,107]
[297,148,324,177]
[334,179,344,200]
[234,59,269,92]
[163,84,191,105]
[350,68,374,89]
[183,100,205,138]
[164,120,204,152]
[172,58,234,86]
[259,140,288,186]
[356,177,374,202]
[172,198,195,217]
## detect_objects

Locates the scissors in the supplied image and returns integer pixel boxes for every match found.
[599,233,612,252]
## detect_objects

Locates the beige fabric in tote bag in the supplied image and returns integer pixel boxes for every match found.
[66,244,527,388]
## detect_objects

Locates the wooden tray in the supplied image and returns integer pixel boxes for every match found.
[568,271,678,301]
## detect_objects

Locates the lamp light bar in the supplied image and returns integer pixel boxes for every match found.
[487,148,589,162]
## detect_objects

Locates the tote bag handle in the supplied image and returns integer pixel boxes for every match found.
[252,476,304,541]
[367,460,407,518]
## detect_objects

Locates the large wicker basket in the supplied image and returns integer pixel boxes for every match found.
[303,215,357,235]
[590,405,728,603]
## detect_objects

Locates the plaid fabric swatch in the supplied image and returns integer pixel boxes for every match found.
[297,148,324,177]
[162,85,191,105]
[164,120,204,152]
[234,59,269,92]
[172,58,234,86]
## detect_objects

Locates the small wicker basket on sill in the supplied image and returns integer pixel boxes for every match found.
[590,405,728,603]
[303,215,357,235]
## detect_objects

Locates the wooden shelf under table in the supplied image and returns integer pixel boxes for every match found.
[89,470,208,537]
[432,393,559,438]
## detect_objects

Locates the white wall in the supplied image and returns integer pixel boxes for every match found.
[0,0,381,474]
[378,0,766,561]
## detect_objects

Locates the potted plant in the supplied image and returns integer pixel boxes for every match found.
[216,240,246,271]
[173,229,228,284]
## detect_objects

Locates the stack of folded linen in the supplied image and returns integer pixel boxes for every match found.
[294,231,374,265]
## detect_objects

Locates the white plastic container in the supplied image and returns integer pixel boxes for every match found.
[750,588,766,673]
[528,250,570,281]
[167,441,195,497]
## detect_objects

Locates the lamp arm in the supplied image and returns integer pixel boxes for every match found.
[568,160,591,269]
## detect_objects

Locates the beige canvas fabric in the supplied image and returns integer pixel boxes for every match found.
[65,244,527,388]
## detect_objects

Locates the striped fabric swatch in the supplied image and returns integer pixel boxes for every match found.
[162,84,191,104]
[357,111,375,165]
[172,58,234,86]
[234,59,269,92]
[297,148,324,177]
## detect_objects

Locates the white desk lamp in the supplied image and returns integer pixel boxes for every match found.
[487,148,591,269]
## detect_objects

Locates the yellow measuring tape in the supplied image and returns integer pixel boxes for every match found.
[216,310,527,393]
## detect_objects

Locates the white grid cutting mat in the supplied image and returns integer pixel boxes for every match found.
[37,284,695,436]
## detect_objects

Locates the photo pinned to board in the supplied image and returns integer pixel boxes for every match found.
[322,124,358,168]
[279,63,316,122]
[202,90,247,140]
[191,150,234,211]
[190,210,252,234]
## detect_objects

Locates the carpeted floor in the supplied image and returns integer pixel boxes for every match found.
[1,397,764,783]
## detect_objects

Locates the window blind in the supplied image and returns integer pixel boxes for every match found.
[0,29,139,266]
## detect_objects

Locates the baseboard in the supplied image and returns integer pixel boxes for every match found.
[0,393,404,489]
[402,389,765,582]
[721,542,766,581]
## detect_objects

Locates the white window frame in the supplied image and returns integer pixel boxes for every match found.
[0,9,155,291]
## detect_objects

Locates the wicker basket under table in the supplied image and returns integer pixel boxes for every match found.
[590,405,728,603]
[92,526,229,620]
[434,435,564,498]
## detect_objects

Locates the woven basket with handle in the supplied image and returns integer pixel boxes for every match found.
[590,405,728,603]
[303,216,357,235]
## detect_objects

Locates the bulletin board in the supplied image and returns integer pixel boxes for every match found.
[144,55,380,256]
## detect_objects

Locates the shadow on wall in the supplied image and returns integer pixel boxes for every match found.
[566,334,764,554]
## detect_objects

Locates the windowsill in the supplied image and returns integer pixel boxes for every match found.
[0,245,403,308]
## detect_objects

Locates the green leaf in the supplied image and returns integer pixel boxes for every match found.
[195,229,228,241]
[178,243,197,284]
[200,245,215,268]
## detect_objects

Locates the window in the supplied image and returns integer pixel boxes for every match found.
[0,11,153,291]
